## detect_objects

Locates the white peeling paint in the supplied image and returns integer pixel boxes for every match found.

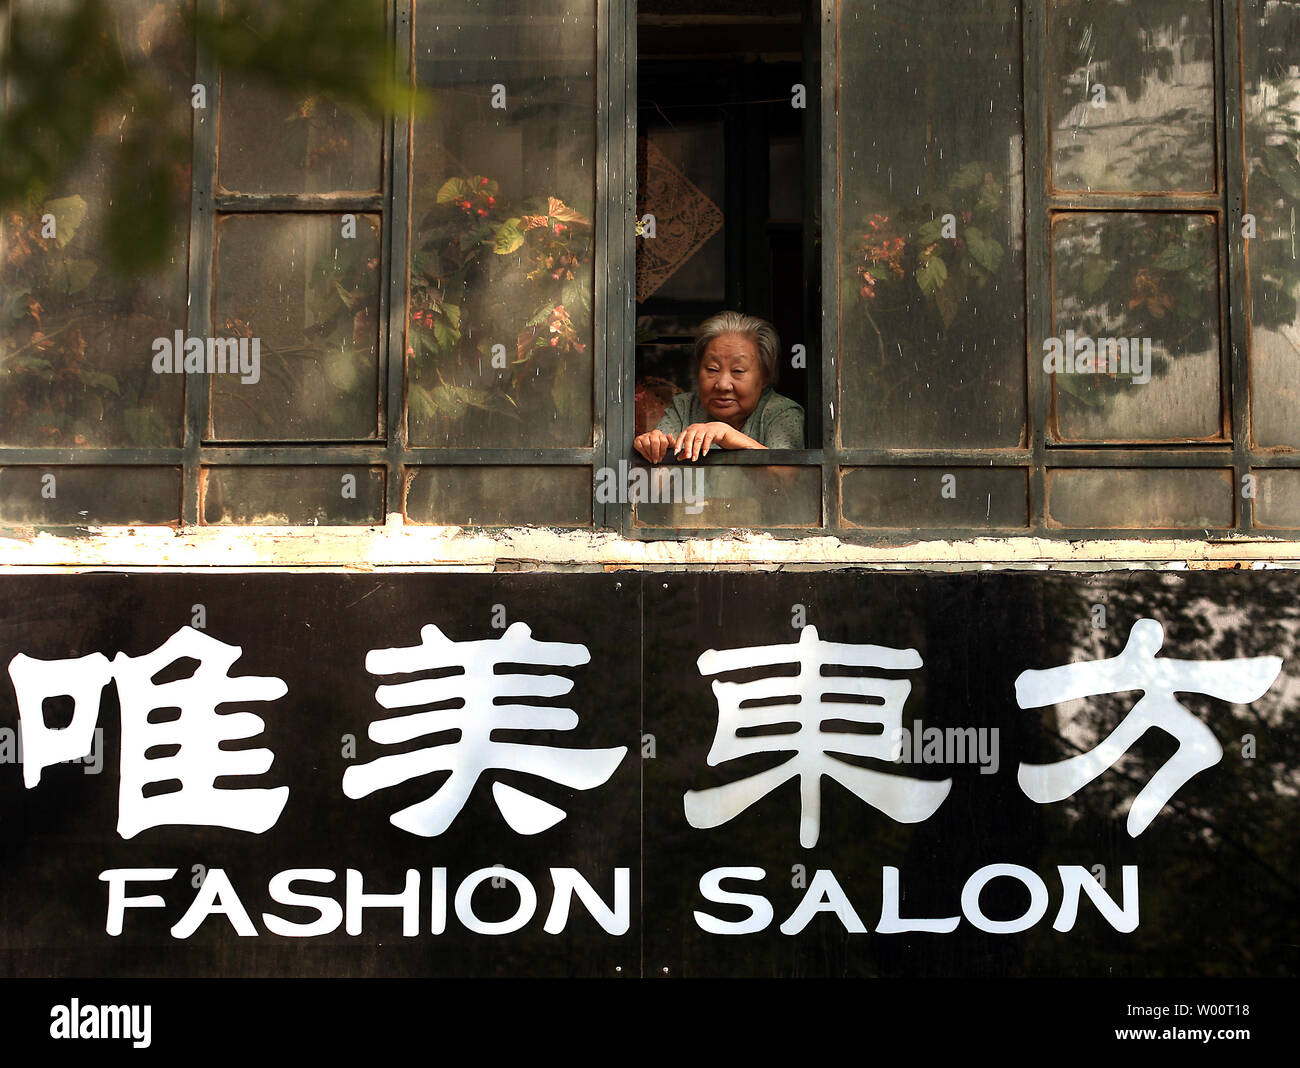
[3,513,1300,571]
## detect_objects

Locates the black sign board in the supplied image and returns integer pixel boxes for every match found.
[0,571,1295,980]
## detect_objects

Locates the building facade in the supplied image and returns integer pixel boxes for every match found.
[0,0,1297,980]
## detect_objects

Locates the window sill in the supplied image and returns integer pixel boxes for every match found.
[2,519,1299,571]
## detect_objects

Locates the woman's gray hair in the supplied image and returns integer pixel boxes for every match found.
[693,311,780,385]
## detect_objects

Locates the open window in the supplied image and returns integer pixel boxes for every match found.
[627,0,822,532]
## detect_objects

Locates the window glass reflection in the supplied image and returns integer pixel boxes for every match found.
[1050,0,1216,193]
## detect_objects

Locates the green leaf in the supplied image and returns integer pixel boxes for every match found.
[915,218,945,245]
[433,319,460,350]
[950,162,985,191]
[42,195,88,248]
[426,382,519,421]
[8,356,54,373]
[83,371,120,395]
[493,218,525,255]
[915,254,948,296]
[49,257,98,294]
[442,302,460,329]
[963,226,1003,275]
[408,384,440,423]
[1,288,32,326]
[429,383,469,420]
[436,178,471,205]
[528,302,555,328]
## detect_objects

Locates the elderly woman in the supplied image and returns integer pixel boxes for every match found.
[634,311,805,462]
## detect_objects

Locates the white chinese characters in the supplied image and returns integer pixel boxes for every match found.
[683,625,951,848]
[342,621,627,836]
[683,617,1284,845]
[6,613,1284,849]
[8,626,288,838]
[1015,617,1282,836]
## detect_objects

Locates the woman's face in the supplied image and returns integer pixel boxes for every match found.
[697,333,766,428]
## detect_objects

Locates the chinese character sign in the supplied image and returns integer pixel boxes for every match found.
[0,571,1294,979]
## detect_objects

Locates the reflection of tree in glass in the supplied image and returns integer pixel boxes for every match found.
[0,0,407,269]
[0,0,191,449]
[1,200,146,445]
[1051,213,1216,405]
[1244,2,1300,336]
[0,0,409,448]
[408,175,593,447]
[1051,0,1215,192]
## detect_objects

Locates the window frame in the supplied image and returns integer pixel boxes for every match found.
[617,0,1294,544]
[3,0,1298,543]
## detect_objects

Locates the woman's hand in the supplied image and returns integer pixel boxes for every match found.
[674,421,764,460]
[634,428,676,463]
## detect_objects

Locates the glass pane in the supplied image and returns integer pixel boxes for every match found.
[0,467,179,525]
[1049,0,1216,192]
[1252,468,1300,529]
[0,0,191,448]
[218,0,384,195]
[405,466,590,526]
[211,214,382,440]
[1051,213,1222,442]
[1046,467,1233,528]
[840,467,1028,529]
[838,0,1025,449]
[1243,0,1300,449]
[631,465,820,529]
[408,0,596,448]
[201,466,384,525]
